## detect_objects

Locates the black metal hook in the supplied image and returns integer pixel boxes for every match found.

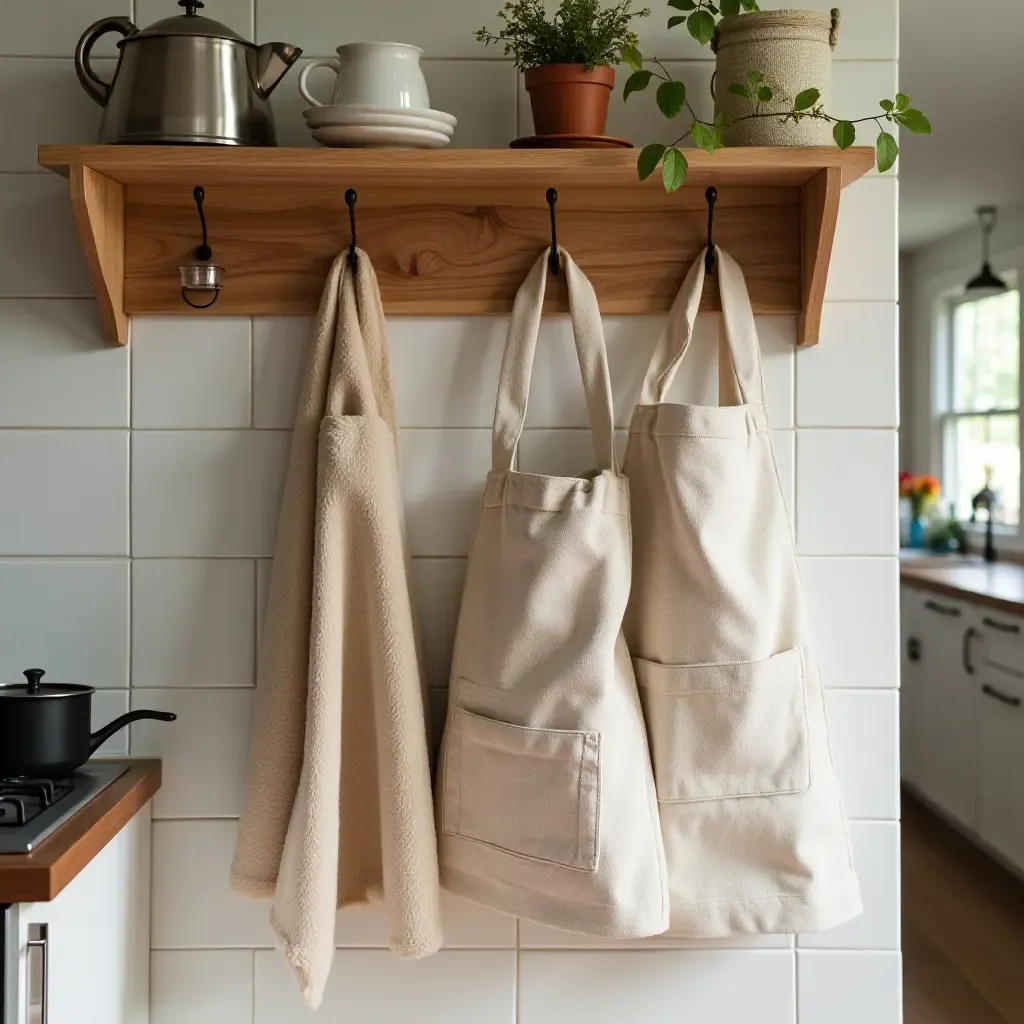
[193,185,212,262]
[181,289,220,309]
[705,186,717,275]
[546,188,560,275]
[180,184,220,309]
[345,188,358,272]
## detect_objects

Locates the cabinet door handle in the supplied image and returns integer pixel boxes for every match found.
[963,627,979,675]
[907,637,922,662]
[27,923,48,1024]
[925,599,962,617]
[982,683,1023,708]
[983,616,1021,634]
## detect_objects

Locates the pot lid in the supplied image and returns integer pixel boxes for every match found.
[128,0,250,44]
[0,669,93,698]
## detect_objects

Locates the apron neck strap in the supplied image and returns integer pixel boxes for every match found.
[639,246,768,408]
[492,248,617,473]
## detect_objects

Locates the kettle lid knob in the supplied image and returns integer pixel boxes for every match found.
[23,668,45,694]
[178,0,205,14]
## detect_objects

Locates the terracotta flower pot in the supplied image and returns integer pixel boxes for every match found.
[524,64,615,137]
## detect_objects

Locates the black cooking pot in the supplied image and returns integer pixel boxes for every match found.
[0,669,177,778]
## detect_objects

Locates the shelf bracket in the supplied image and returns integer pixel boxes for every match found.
[69,165,127,347]
[797,165,842,347]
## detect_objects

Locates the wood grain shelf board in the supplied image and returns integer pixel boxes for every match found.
[38,145,875,188]
[0,759,161,903]
[38,145,875,347]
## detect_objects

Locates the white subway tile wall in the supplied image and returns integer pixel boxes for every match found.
[1,0,899,1019]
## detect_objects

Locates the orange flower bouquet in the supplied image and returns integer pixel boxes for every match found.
[899,472,940,519]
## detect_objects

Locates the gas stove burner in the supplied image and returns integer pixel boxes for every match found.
[0,796,27,825]
[0,762,129,853]
[0,777,74,826]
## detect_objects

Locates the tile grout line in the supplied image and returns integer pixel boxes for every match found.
[250,947,257,1024]
[0,52,898,61]
[248,317,255,429]
[793,944,800,1024]
[0,551,903,561]
[127,312,134,748]
[0,424,901,431]
[514,918,521,1024]
[252,558,259,687]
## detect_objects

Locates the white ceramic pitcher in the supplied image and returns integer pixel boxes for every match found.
[298,42,430,110]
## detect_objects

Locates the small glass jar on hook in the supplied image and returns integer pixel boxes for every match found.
[179,185,224,309]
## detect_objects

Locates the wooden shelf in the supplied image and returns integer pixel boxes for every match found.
[0,759,161,903]
[39,145,874,348]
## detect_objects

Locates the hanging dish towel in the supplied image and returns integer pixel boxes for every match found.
[622,247,862,936]
[231,250,443,1007]
[436,248,669,937]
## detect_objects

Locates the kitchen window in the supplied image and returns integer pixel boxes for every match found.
[941,287,1021,526]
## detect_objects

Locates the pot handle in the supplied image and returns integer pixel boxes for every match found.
[89,709,176,753]
[75,16,137,106]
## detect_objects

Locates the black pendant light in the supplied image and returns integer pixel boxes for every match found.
[965,205,1008,297]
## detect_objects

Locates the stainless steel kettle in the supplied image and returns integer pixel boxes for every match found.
[74,0,301,146]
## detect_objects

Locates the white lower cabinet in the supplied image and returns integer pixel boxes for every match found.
[977,660,1024,869]
[902,581,1024,877]
[9,806,150,1024]
[899,586,927,792]
[900,586,982,826]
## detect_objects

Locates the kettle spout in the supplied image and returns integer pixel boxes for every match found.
[254,42,303,99]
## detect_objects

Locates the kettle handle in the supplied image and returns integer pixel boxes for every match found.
[75,16,136,106]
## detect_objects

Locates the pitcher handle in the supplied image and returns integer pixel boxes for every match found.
[75,16,136,106]
[298,57,342,108]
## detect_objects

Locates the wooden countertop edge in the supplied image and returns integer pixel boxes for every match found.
[900,565,1024,617]
[0,759,161,904]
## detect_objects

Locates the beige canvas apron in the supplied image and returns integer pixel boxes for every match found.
[622,247,863,936]
[436,248,669,937]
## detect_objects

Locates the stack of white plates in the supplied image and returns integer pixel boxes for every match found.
[303,105,457,148]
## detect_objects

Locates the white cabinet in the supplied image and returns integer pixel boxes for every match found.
[899,586,926,791]
[11,806,150,1024]
[902,581,1024,878]
[977,628,1024,870]
[900,586,982,827]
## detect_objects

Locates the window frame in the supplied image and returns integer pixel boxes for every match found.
[938,284,1022,532]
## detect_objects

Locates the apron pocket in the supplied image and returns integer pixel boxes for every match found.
[633,647,809,803]
[442,705,601,872]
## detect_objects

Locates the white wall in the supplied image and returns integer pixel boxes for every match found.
[0,1,901,1022]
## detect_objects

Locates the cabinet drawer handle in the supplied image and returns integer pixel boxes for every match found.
[27,923,48,1024]
[983,683,1023,708]
[983,616,1021,634]
[925,599,962,617]
[963,627,979,674]
[907,637,921,662]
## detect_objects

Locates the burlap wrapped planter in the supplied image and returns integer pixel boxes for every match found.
[712,9,839,146]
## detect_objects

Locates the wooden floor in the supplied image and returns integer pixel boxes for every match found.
[903,794,1024,1023]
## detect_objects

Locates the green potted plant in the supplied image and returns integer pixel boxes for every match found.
[477,0,650,140]
[621,2,931,190]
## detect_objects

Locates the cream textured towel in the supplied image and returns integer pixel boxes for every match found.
[231,250,443,1007]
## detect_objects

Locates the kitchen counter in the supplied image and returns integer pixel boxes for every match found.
[901,558,1024,617]
[0,759,160,903]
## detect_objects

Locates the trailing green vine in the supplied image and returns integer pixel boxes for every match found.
[621,2,931,192]
[665,0,760,47]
